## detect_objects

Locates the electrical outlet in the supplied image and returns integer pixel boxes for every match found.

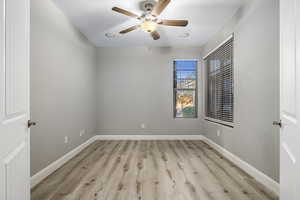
[64,136,69,144]
[140,123,146,129]
[217,130,221,137]
[80,129,86,137]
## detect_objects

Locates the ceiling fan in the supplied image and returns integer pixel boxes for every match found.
[112,0,189,40]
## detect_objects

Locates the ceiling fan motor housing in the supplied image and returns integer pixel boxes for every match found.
[141,0,156,12]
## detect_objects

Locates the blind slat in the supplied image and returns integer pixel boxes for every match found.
[205,38,234,123]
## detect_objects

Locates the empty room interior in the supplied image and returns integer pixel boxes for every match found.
[8,0,282,199]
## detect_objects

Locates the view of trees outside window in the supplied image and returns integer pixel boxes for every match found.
[174,60,197,118]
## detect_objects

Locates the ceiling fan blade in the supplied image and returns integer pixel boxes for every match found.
[112,7,140,19]
[151,31,160,40]
[158,20,188,27]
[120,25,140,34]
[151,0,171,16]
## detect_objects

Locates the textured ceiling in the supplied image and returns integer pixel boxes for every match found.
[53,0,245,47]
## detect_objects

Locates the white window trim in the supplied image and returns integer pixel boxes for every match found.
[204,117,234,128]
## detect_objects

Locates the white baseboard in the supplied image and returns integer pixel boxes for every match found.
[201,136,280,196]
[31,134,279,196]
[96,129,202,136]
[30,136,96,189]
[94,134,204,140]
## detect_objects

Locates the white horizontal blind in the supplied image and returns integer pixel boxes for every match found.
[205,38,234,123]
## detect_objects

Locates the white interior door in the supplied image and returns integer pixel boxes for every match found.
[280,0,300,199]
[0,0,30,199]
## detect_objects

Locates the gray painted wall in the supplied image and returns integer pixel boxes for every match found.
[30,0,279,184]
[96,47,203,135]
[201,0,280,181]
[30,0,98,176]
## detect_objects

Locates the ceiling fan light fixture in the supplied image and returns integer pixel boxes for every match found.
[112,0,189,40]
[141,21,157,33]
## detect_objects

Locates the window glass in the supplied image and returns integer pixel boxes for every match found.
[174,60,198,118]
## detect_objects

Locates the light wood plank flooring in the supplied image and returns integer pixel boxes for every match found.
[31,140,278,200]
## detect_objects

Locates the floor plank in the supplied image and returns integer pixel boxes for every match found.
[31,140,278,200]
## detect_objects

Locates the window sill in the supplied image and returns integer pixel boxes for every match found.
[204,117,234,128]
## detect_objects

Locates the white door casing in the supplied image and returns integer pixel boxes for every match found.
[0,0,30,199]
[280,0,300,199]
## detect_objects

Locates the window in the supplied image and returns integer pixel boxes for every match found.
[173,60,198,118]
[204,37,234,125]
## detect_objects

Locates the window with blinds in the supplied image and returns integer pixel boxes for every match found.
[204,37,234,125]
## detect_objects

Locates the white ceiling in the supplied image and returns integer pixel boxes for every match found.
[53,0,246,47]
